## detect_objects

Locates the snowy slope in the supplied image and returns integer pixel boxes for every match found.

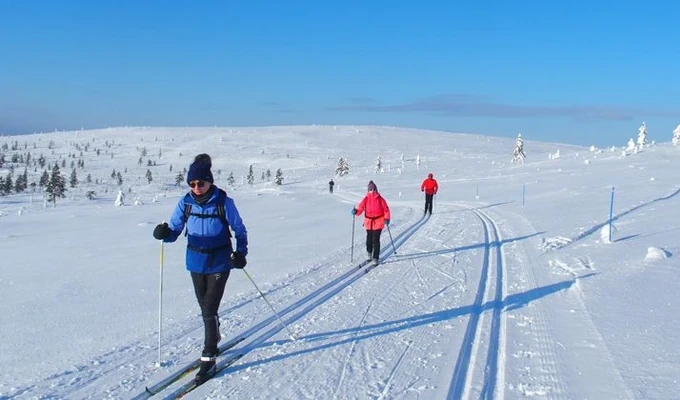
[0,126,678,399]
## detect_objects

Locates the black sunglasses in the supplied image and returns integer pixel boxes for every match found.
[189,180,207,189]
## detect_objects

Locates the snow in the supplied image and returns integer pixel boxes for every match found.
[1,125,679,399]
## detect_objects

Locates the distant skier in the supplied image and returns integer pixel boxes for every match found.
[329,178,335,193]
[351,180,391,266]
[152,153,248,385]
[420,173,438,215]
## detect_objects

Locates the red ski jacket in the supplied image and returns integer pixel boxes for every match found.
[421,177,438,195]
[355,192,391,231]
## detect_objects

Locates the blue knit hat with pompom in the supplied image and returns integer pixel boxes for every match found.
[186,153,214,184]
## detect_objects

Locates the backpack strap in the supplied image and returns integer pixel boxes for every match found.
[182,189,231,236]
[183,203,193,224]
[215,188,229,227]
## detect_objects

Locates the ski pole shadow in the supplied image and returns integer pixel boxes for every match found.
[227,274,595,372]
[614,234,640,243]
[383,231,545,265]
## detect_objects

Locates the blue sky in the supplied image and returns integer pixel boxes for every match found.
[1,0,679,146]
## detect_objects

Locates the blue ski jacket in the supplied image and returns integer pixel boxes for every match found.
[163,187,248,274]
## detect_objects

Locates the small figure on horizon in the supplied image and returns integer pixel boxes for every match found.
[329,178,335,193]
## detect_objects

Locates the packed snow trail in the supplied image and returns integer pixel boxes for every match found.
[448,207,507,400]
[132,213,430,398]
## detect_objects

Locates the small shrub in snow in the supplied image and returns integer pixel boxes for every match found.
[644,247,671,261]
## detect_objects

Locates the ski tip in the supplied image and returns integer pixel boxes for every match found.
[145,386,156,395]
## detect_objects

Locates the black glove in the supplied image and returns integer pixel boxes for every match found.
[231,252,247,269]
[153,222,172,240]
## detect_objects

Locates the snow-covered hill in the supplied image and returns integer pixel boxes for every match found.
[1,126,678,399]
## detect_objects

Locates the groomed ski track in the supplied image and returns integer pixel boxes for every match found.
[133,209,432,398]
[153,202,517,399]
[41,201,529,399]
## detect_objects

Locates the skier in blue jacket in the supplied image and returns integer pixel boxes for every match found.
[153,153,248,384]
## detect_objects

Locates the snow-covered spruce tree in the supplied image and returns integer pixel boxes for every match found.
[146,169,153,184]
[672,124,680,146]
[86,190,96,200]
[512,133,526,164]
[175,172,184,186]
[2,174,12,194]
[14,173,25,194]
[335,156,349,176]
[227,172,235,186]
[247,165,255,185]
[265,169,271,181]
[274,168,284,185]
[374,155,382,173]
[637,122,648,147]
[114,190,125,206]
[45,164,66,205]
[39,170,49,187]
[69,168,78,188]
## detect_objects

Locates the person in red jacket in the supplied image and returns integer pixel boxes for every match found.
[420,173,438,215]
[351,180,391,266]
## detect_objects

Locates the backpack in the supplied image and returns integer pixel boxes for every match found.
[182,188,231,237]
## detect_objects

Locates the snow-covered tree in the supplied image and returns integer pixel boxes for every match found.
[637,122,648,147]
[227,171,235,186]
[2,173,12,194]
[45,164,66,205]
[274,168,284,185]
[512,133,526,164]
[39,170,49,187]
[672,124,680,146]
[247,165,255,185]
[86,190,96,200]
[335,157,349,176]
[626,138,636,152]
[69,168,78,188]
[114,190,125,207]
[374,156,382,173]
[145,169,153,184]
[174,172,184,186]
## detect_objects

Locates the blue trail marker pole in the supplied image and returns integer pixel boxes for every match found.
[608,186,615,242]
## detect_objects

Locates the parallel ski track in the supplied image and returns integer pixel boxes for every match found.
[134,213,430,398]
[447,207,507,400]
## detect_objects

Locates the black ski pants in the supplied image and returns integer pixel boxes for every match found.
[366,229,382,260]
[191,271,230,354]
[424,193,434,214]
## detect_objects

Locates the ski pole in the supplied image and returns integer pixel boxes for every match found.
[386,224,397,255]
[157,241,164,367]
[242,269,297,341]
[350,215,356,262]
